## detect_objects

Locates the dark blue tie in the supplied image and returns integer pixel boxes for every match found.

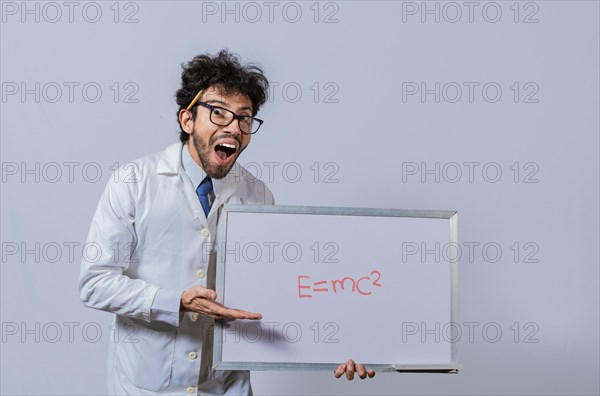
[196,177,213,217]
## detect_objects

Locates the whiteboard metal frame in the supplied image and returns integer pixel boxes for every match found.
[213,204,460,373]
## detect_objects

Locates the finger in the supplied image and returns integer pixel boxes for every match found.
[216,306,263,320]
[189,298,262,320]
[367,370,376,378]
[346,359,355,380]
[188,299,223,317]
[232,309,262,320]
[334,364,346,378]
[356,363,367,379]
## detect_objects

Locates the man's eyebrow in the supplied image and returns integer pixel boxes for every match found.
[206,99,253,112]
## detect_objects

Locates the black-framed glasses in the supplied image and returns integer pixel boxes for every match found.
[193,101,263,135]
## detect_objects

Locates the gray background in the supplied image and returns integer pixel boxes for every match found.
[1,1,598,395]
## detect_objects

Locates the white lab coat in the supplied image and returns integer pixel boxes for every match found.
[79,143,274,395]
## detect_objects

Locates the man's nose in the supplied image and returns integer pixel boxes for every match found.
[222,118,242,135]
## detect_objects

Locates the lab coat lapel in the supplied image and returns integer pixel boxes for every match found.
[157,143,206,224]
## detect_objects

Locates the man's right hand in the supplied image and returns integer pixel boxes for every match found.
[180,285,262,320]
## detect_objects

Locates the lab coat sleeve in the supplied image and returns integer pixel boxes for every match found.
[150,288,185,325]
[78,168,182,326]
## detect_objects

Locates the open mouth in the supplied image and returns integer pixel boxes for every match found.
[214,142,238,165]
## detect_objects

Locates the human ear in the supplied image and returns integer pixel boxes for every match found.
[178,109,194,134]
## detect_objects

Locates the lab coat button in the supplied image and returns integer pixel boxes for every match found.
[200,228,209,237]
[196,270,205,279]
[186,386,196,394]
[188,351,197,360]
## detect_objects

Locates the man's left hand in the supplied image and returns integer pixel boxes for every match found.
[334,359,375,380]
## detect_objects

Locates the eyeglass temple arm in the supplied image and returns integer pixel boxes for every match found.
[186,89,203,111]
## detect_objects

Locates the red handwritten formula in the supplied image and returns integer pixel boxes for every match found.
[297,270,382,298]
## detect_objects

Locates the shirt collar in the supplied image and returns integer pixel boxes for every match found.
[181,143,206,189]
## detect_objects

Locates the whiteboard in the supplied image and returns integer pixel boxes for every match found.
[213,205,459,373]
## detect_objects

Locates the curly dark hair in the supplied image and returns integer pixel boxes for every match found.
[175,49,269,143]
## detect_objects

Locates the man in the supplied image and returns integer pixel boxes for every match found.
[79,50,373,395]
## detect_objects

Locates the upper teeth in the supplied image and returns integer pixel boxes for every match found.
[220,143,236,149]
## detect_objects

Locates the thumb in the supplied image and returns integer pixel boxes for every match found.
[193,286,216,300]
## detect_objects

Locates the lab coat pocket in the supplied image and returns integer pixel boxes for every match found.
[115,317,176,392]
